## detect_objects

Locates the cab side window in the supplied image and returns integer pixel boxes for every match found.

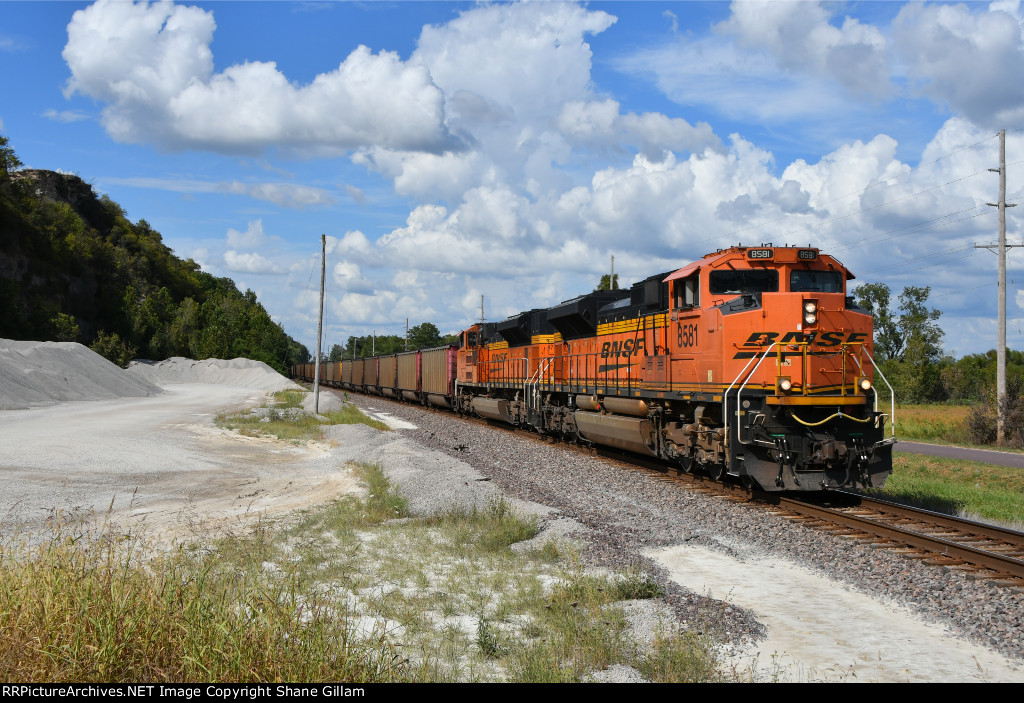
[674,274,700,310]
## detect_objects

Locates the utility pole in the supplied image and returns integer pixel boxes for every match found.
[313,234,325,414]
[405,318,409,351]
[975,129,1018,443]
[610,255,614,289]
[480,295,485,324]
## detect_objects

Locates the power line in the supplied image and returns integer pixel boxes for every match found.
[716,132,1000,243]
[832,204,990,253]
[933,282,996,298]
[781,167,992,241]
[861,243,974,274]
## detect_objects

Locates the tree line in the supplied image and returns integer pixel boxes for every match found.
[0,135,309,372]
[325,322,459,360]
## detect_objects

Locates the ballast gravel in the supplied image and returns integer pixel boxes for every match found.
[347,392,1024,680]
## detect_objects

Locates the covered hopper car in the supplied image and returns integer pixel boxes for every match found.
[295,245,895,492]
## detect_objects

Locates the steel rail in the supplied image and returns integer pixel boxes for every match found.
[776,496,1024,580]
[833,491,1024,544]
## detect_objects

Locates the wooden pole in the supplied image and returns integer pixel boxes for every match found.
[313,234,325,414]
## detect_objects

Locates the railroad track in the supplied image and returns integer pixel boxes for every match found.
[769,493,1024,587]
[330,383,1024,589]
[603,452,1024,588]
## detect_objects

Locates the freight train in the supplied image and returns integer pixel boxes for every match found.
[294,245,895,492]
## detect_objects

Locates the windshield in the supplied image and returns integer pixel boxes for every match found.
[709,270,779,295]
[790,270,843,293]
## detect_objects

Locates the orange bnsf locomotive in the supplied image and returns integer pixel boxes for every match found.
[297,245,895,492]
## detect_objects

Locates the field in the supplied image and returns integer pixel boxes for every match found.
[873,403,1024,526]
[893,403,971,443]
[878,454,1024,528]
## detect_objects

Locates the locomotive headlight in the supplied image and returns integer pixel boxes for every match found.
[802,300,818,326]
[777,377,793,393]
[858,377,872,392]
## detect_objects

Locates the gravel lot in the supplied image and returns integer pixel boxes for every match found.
[347,391,1024,682]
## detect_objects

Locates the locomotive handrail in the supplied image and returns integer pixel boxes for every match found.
[723,342,778,460]
[861,351,897,440]
[845,345,895,439]
[734,344,780,447]
[524,358,551,412]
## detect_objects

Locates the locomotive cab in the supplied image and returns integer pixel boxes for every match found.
[663,246,894,490]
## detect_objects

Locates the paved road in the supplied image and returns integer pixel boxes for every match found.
[895,441,1024,468]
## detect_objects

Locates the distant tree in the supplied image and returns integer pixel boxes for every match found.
[0,135,22,177]
[595,273,619,291]
[855,283,944,402]
[91,330,137,368]
[854,283,943,364]
[328,344,344,362]
[853,282,901,361]
[50,312,80,342]
[408,322,443,349]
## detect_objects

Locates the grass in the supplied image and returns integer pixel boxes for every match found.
[892,402,1024,453]
[266,464,725,682]
[870,454,1024,527]
[0,517,405,682]
[893,403,971,443]
[216,389,389,441]
[0,470,728,683]
[320,404,390,431]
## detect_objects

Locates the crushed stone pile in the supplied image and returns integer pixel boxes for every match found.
[0,339,162,410]
[127,357,300,392]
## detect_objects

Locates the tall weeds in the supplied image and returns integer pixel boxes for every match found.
[0,520,404,682]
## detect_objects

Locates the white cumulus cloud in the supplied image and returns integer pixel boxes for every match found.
[223,250,284,274]
[892,2,1024,129]
[62,0,452,154]
[226,219,274,251]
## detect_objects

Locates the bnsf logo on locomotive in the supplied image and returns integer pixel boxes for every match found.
[600,339,644,358]
[734,330,868,358]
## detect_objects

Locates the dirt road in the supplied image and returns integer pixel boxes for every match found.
[0,384,358,541]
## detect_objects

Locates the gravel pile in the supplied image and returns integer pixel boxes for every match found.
[349,393,1024,663]
[127,357,299,391]
[0,339,161,410]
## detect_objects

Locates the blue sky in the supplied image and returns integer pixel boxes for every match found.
[2,0,1024,358]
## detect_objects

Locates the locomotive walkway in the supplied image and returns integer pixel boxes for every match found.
[896,441,1024,469]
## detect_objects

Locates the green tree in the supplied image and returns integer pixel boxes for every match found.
[855,283,944,402]
[408,322,442,349]
[0,135,22,178]
[50,312,80,342]
[595,273,619,291]
[91,330,137,368]
[853,282,901,361]
[854,283,943,364]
